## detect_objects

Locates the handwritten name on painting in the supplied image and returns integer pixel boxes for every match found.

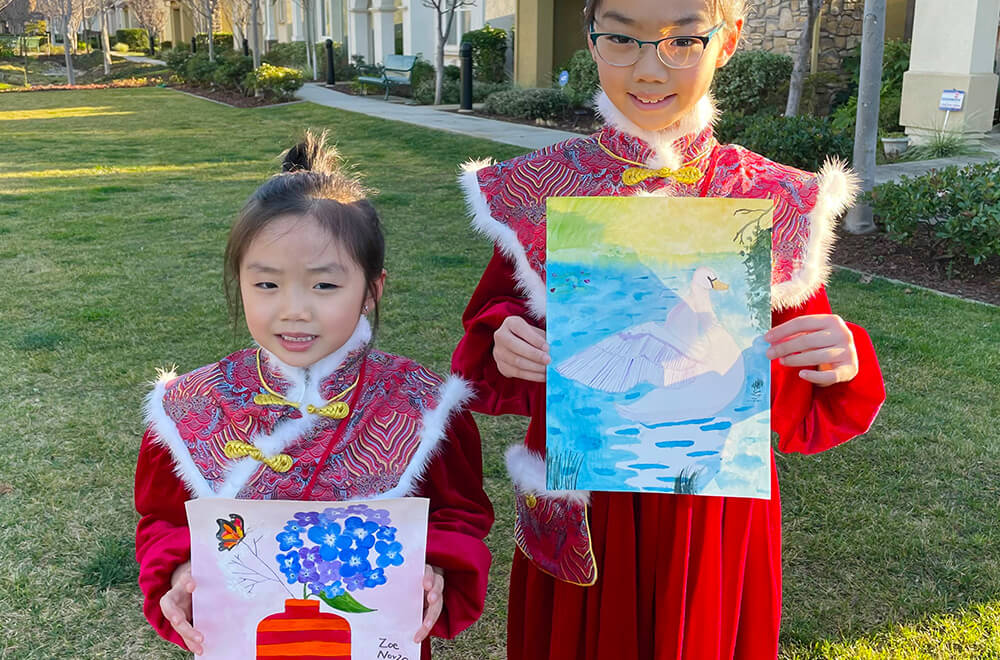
[377,637,410,660]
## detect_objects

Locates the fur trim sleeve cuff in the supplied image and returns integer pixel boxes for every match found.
[504,444,590,505]
[458,160,548,320]
[771,158,861,312]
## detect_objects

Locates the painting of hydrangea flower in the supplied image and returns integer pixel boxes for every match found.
[272,504,405,613]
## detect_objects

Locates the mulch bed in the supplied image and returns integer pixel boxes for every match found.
[832,227,999,305]
[0,78,161,92]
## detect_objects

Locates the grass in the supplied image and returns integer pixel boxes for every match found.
[1,88,998,659]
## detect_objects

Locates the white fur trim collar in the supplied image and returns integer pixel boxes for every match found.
[504,444,590,506]
[261,316,373,405]
[771,158,860,311]
[458,160,548,320]
[594,90,718,170]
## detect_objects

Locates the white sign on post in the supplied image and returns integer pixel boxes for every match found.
[939,89,966,111]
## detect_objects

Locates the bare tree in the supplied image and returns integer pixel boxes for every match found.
[422,0,475,104]
[222,0,261,66]
[97,0,111,73]
[130,0,165,53]
[844,0,885,234]
[37,0,87,82]
[785,0,824,117]
[181,0,221,60]
[0,0,38,34]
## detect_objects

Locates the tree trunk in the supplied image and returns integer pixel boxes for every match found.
[61,6,75,84]
[845,0,886,235]
[100,5,111,74]
[785,0,820,117]
[434,10,443,104]
[205,0,215,61]
[250,0,260,68]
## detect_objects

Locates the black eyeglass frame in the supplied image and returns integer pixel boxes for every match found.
[587,21,726,69]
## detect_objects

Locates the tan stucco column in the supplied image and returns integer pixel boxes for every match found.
[514,0,553,87]
[900,0,999,141]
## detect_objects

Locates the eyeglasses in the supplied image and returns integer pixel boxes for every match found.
[589,22,726,69]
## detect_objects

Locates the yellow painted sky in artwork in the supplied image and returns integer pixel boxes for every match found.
[548,196,773,261]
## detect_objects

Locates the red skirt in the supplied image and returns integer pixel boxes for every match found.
[506,460,782,660]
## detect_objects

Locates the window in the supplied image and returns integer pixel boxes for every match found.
[445,6,471,47]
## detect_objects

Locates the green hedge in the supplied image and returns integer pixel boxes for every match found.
[194,32,234,52]
[732,114,853,171]
[483,87,570,120]
[831,40,910,135]
[461,23,507,83]
[562,49,600,109]
[115,28,149,52]
[867,160,1000,266]
[412,78,508,105]
[711,50,793,117]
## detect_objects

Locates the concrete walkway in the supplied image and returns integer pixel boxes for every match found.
[297,83,577,150]
[298,83,999,179]
[115,53,166,66]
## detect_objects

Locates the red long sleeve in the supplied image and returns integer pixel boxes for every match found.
[451,247,543,417]
[134,429,193,649]
[770,287,886,454]
[418,410,494,639]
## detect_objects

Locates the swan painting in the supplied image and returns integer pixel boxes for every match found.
[545,196,773,498]
[556,266,746,422]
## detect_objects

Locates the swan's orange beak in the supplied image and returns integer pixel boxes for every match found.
[711,279,730,291]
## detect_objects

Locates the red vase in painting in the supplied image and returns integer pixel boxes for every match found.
[256,598,351,659]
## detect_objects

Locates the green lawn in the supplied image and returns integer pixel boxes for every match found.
[1,89,998,659]
[0,53,168,88]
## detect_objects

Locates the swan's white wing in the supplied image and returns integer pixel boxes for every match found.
[556,322,698,392]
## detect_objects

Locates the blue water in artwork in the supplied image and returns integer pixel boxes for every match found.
[546,256,771,499]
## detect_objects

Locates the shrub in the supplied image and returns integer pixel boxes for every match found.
[831,39,910,135]
[562,49,600,109]
[112,42,130,53]
[245,62,303,100]
[165,46,193,74]
[0,41,15,59]
[444,64,460,81]
[263,40,307,67]
[409,58,435,90]
[195,32,234,52]
[115,28,149,52]
[483,87,570,120]
[712,50,793,117]
[213,52,254,93]
[25,19,47,36]
[734,114,852,171]
[866,160,1000,265]
[161,41,173,50]
[183,52,219,85]
[412,77,509,105]
[461,23,507,83]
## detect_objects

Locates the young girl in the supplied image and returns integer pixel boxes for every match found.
[135,133,493,658]
[452,0,886,657]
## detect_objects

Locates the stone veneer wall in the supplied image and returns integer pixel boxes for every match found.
[743,0,864,73]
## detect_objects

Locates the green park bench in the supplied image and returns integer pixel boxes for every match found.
[357,54,418,100]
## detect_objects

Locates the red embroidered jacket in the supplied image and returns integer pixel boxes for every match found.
[135,320,493,655]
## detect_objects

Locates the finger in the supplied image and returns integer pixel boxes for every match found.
[501,335,552,366]
[766,315,842,343]
[414,600,443,643]
[776,347,848,368]
[506,317,549,350]
[766,330,836,359]
[498,363,547,382]
[495,351,549,377]
[797,364,855,387]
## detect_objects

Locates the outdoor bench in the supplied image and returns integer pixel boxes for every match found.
[357,54,418,100]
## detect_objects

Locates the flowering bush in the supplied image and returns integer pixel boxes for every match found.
[244,63,303,101]
[272,504,404,612]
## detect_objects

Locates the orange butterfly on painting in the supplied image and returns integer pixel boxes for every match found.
[216,513,246,551]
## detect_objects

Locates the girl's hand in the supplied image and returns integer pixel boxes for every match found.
[494,315,550,382]
[765,314,859,387]
[160,561,204,655]
[414,564,445,643]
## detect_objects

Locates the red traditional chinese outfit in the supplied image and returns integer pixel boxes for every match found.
[451,93,885,659]
[135,318,493,659]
